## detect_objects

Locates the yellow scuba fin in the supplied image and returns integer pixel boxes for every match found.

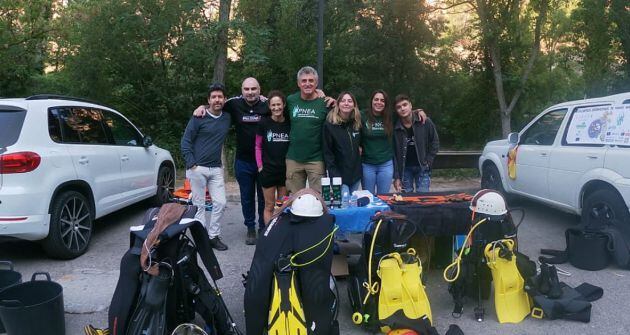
[377,249,432,333]
[400,250,432,324]
[484,239,531,324]
[268,271,308,335]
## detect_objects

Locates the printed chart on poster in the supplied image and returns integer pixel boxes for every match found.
[566,104,630,145]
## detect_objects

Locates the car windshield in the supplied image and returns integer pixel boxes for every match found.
[0,109,27,148]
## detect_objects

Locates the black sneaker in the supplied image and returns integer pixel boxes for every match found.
[245,228,256,245]
[210,236,228,251]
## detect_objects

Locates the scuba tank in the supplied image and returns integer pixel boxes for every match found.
[171,323,209,335]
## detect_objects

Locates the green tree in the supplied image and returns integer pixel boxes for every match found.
[572,0,613,97]
[0,0,52,96]
[50,0,221,166]
[610,0,630,92]
[474,0,551,137]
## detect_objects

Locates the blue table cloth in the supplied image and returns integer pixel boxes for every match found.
[330,200,390,233]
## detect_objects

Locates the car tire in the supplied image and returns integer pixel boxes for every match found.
[481,163,506,195]
[151,164,174,206]
[582,188,630,233]
[42,191,93,259]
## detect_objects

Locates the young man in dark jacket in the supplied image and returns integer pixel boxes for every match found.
[393,94,439,193]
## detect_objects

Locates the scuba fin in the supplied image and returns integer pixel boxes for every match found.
[484,240,530,323]
[83,325,109,335]
[126,263,173,335]
[267,256,308,335]
[377,249,432,333]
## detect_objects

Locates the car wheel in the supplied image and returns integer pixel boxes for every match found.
[42,191,93,259]
[481,163,506,194]
[582,188,630,233]
[152,165,174,206]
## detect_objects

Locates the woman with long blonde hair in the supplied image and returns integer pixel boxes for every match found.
[322,91,363,195]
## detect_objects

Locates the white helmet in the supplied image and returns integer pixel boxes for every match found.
[291,194,324,217]
[470,189,508,217]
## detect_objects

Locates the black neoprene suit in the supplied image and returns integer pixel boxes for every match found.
[244,212,336,335]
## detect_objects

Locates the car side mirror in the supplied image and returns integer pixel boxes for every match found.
[142,136,153,147]
[508,132,519,145]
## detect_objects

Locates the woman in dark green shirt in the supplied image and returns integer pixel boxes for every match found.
[360,90,395,195]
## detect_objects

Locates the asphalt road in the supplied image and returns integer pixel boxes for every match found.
[1,195,629,335]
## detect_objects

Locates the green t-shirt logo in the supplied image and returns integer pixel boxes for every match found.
[292,106,318,118]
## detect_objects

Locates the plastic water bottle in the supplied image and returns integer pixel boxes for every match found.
[349,194,358,207]
[341,190,350,208]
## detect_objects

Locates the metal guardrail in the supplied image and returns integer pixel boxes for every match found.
[432,151,481,169]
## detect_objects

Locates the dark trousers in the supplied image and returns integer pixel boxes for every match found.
[235,158,265,229]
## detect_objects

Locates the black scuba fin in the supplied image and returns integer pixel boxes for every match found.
[126,263,173,335]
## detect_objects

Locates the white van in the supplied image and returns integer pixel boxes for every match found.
[479,92,630,228]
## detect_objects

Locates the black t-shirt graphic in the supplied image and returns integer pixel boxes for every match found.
[405,126,419,167]
[257,117,290,173]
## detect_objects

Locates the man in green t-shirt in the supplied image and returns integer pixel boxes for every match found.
[285,66,329,193]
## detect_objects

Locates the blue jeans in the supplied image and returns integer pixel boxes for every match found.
[235,159,265,229]
[402,165,431,193]
[362,160,394,195]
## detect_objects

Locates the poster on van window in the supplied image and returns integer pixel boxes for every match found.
[565,104,630,145]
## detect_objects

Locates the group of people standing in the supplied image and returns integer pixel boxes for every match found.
[181,66,439,250]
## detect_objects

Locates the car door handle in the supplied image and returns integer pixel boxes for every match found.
[78,157,89,165]
[540,153,548,157]
[121,155,129,162]
[587,155,599,159]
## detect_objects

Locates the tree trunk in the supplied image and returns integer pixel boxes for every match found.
[212,0,231,84]
[475,0,548,138]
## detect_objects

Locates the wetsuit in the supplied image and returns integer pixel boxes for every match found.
[244,211,337,335]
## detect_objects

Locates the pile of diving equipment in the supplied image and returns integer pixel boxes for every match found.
[347,211,436,334]
[444,189,604,324]
[244,192,341,335]
[90,203,242,335]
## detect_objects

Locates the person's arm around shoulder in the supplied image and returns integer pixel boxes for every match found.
[181,117,200,169]
[192,105,207,118]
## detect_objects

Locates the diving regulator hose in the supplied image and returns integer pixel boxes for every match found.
[443,218,488,283]
[352,218,384,324]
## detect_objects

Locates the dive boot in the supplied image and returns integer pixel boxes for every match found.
[484,240,531,323]
[267,258,307,334]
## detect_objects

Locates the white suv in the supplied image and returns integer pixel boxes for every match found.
[0,95,175,258]
[479,92,630,229]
